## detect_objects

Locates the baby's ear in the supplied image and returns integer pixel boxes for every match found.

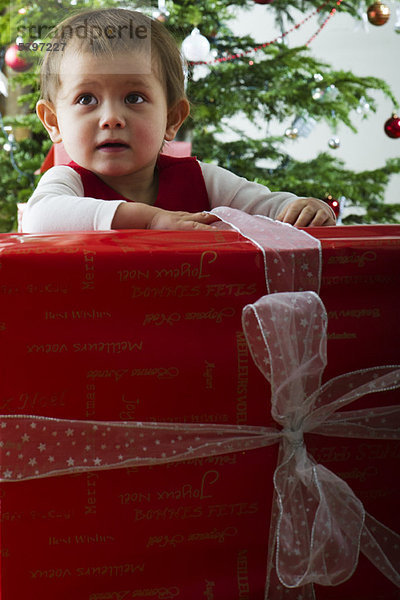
[165,98,190,141]
[36,100,62,143]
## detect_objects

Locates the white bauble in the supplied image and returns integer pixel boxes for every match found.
[181,28,210,62]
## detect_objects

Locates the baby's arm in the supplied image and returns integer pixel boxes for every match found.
[22,166,124,232]
[22,166,216,233]
[112,203,217,230]
[200,162,335,226]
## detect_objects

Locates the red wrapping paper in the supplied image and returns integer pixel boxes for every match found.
[0,226,399,599]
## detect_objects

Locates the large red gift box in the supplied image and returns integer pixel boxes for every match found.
[0,225,399,599]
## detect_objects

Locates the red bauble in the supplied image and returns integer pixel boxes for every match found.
[324,195,340,218]
[5,44,32,72]
[384,114,400,139]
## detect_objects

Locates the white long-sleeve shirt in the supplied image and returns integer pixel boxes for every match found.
[22,160,300,233]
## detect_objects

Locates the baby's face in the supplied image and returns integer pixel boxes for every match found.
[50,47,171,182]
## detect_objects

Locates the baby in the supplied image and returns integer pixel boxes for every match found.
[22,8,336,233]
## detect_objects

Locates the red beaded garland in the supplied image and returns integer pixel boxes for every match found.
[189,0,343,65]
[324,195,341,218]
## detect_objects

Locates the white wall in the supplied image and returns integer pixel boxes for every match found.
[228,3,400,210]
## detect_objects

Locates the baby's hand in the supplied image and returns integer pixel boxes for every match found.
[150,210,219,231]
[276,198,336,227]
[112,203,219,230]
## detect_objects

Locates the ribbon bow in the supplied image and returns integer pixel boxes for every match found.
[242,291,400,598]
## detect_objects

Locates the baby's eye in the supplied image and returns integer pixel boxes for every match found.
[77,94,96,106]
[125,93,144,105]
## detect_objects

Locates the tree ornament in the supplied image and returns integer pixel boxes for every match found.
[367,1,390,26]
[311,87,325,101]
[312,83,339,103]
[324,195,341,218]
[356,96,370,116]
[384,113,400,138]
[324,84,339,101]
[313,73,324,83]
[284,127,299,140]
[153,10,169,22]
[328,136,340,149]
[192,64,210,82]
[2,128,15,153]
[181,28,210,62]
[354,2,370,32]
[153,0,170,23]
[254,0,274,4]
[291,115,317,138]
[394,7,400,32]
[0,72,8,97]
[5,43,32,72]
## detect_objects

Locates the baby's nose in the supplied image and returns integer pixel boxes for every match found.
[99,106,125,129]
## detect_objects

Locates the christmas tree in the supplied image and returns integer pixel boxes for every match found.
[0,0,399,232]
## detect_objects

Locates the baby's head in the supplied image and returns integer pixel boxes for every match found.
[36,8,190,182]
[40,7,186,110]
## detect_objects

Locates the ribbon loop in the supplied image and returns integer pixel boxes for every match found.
[274,454,365,589]
[242,291,327,426]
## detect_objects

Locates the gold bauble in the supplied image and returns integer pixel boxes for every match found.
[367,1,390,26]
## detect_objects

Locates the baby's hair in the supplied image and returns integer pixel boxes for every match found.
[40,8,187,108]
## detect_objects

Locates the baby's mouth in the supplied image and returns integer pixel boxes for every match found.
[97,141,129,150]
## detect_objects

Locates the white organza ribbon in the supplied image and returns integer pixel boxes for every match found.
[1,292,399,598]
[212,206,322,294]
